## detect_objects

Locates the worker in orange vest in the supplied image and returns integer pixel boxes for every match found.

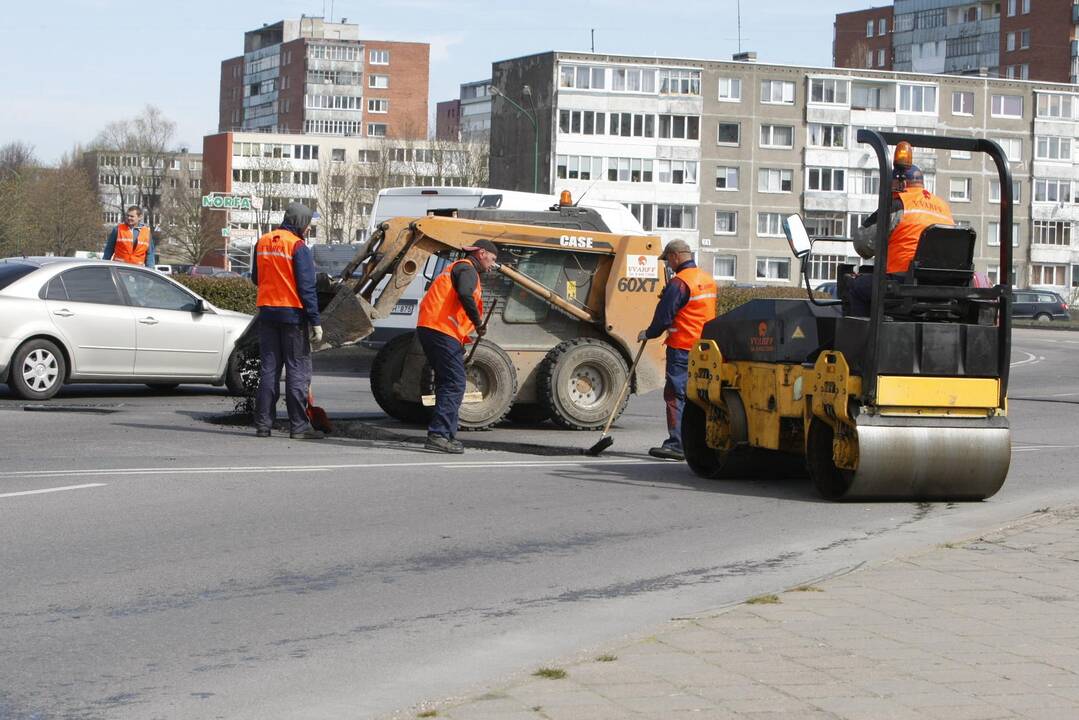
[250,202,323,440]
[103,205,156,267]
[849,151,955,316]
[416,239,498,454]
[638,239,717,461]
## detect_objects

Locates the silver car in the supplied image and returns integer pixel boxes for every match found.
[0,258,254,400]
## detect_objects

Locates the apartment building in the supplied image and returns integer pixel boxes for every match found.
[200,131,477,271]
[490,50,1079,296]
[218,18,430,139]
[436,79,494,142]
[835,0,1079,83]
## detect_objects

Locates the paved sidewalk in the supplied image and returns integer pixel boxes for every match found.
[393,507,1079,720]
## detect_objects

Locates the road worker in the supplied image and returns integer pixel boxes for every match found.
[416,239,498,454]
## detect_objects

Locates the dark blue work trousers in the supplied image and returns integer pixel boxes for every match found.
[255,318,312,434]
[417,327,466,440]
[664,346,690,452]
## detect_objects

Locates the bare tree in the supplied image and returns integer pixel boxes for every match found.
[160,165,220,265]
[318,157,366,243]
[18,154,102,257]
[93,105,177,229]
[0,142,36,183]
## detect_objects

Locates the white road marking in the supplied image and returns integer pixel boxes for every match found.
[1010,350,1042,368]
[1013,444,1079,453]
[0,483,107,499]
[0,458,667,483]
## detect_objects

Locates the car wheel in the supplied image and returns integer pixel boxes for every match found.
[10,339,66,400]
[1035,313,1052,323]
[226,347,258,396]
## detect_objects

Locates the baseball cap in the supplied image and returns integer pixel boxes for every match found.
[463,239,498,254]
[661,239,692,258]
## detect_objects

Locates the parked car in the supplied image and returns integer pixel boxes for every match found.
[211,269,242,279]
[0,257,253,400]
[1012,289,1071,322]
[187,265,219,277]
[154,264,173,275]
[815,281,838,298]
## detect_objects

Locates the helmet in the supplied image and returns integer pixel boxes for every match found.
[891,164,924,192]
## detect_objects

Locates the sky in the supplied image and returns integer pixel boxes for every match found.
[2,0,875,163]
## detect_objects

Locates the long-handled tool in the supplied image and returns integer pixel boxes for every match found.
[584,338,648,456]
[306,386,332,433]
[421,299,499,407]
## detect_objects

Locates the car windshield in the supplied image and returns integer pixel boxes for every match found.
[0,262,37,290]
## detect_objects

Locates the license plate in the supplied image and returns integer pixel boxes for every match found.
[391,301,416,316]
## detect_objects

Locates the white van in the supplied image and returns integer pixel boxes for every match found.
[361,186,647,348]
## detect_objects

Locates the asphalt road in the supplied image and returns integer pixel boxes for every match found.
[1,328,1078,720]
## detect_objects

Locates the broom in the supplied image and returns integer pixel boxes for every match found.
[584,338,648,456]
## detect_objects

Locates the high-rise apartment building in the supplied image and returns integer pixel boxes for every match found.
[218,18,430,139]
[835,0,1079,82]
[490,50,1079,297]
[435,79,494,142]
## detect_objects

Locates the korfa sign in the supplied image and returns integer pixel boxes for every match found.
[201,193,260,210]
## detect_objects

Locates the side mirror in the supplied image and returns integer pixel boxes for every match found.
[196,299,211,314]
[783,214,813,260]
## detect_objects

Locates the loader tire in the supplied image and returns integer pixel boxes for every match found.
[537,339,629,431]
[444,340,517,431]
[370,332,429,425]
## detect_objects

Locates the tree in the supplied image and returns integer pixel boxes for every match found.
[318,157,366,244]
[160,165,219,265]
[92,105,177,229]
[18,153,102,257]
[0,142,37,255]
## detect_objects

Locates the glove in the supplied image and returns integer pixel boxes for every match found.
[637,330,648,342]
[310,325,323,344]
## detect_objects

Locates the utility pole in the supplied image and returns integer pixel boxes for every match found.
[591,28,595,52]
[737,0,743,54]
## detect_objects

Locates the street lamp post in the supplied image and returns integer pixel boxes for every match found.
[491,85,539,193]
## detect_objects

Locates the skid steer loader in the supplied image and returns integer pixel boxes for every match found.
[681,130,1013,501]
[317,202,671,430]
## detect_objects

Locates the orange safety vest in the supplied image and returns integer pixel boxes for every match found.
[887,188,955,274]
[112,224,151,265]
[667,266,718,350]
[417,259,484,345]
[255,229,304,309]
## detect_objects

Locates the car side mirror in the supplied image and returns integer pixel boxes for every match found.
[783,214,813,260]
[196,299,211,313]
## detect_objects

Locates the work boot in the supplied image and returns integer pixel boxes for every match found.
[648,445,684,461]
[425,433,464,454]
[255,428,271,438]
[290,428,325,440]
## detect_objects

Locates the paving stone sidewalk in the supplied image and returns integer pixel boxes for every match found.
[395,506,1079,720]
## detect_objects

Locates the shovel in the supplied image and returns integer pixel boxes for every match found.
[584,338,648,456]
[306,387,332,433]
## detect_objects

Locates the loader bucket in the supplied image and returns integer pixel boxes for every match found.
[320,285,376,348]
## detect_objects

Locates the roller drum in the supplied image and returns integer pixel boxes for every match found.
[842,419,1011,501]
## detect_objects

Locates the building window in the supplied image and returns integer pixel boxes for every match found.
[898,84,937,113]
[759,124,794,148]
[559,65,605,89]
[1034,178,1072,203]
[557,155,604,180]
[756,257,791,281]
[952,91,974,115]
[658,69,701,95]
[559,109,608,136]
[714,212,737,236]
[993,137,1022,162]
[717,122,740,145]
[1033,220,1072,246]
[1007,0,1016,15]
[358,149,380,163]
[1006,32,1016,52]
[368,99,388,113]
[807,123,845,148]
[809,78,849,104]
[331,148,346,162]
[806,167,845,192]
[369,74,389,89]
[991,94,1023,118]
[655,204,697,230]
[867,19,874,37]
[808,254,844,281]
[850,169,880,196]
[602,157,651,182]
[877,49,886,67]
[757,212,784,237]
[713,254,737,278]
[1036,135,1071,161]
[1019,29,1030,49]
[949,177,972,201]
[611,67,657,93]
[1019,64,1029,80]
[1037,93,1074,119]
[718,77,741,101]
[760,80,795,104]
[989,180,1021,203]
[657,160,698,184]
[369,49,389,64]
[715,166,739,191]
[1031,264,1067,286]
[866,50,874,69]
[624,203,654,231]
[367,123,387,137]
[759,168,793,193]
[1022,0,1030,14]
[658,114,700,140]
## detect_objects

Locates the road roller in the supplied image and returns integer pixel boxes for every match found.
[682,130,1013,501]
